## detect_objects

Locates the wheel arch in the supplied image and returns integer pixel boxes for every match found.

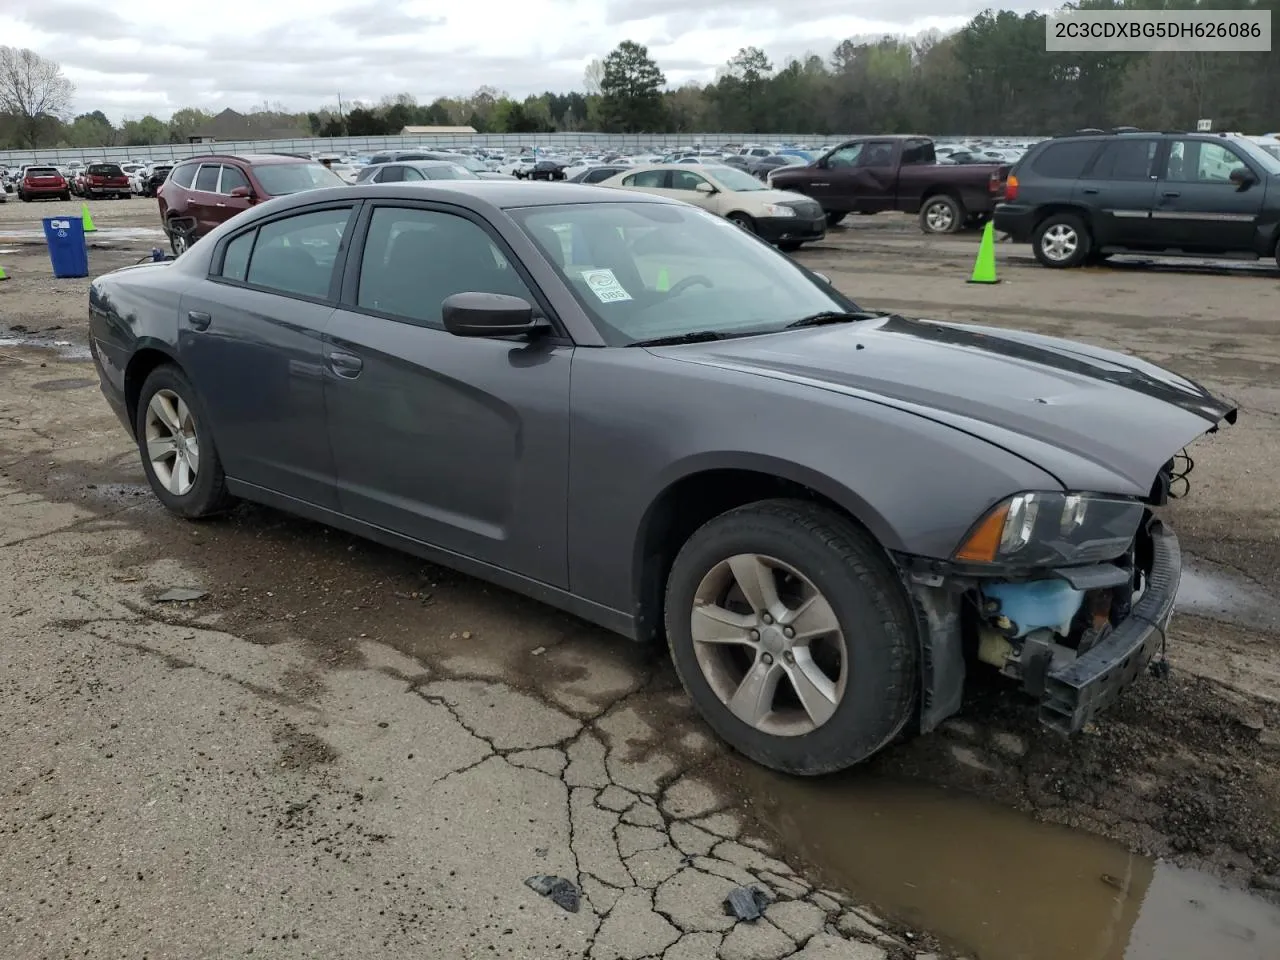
[123,344,182,437]
[1031,202,1093,233]
[630,456,902,644]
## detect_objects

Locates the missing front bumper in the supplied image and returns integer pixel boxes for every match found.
[1032,517,1180,734]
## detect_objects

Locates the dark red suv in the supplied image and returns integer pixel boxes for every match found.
[156,153,346,254]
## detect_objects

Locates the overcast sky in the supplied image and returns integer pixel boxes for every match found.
[8,1,1040,122]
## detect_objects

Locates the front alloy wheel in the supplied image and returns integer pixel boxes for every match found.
[691,553,846,736]
[665,499,918,775]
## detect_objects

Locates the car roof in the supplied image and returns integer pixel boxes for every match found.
[179,153,313,165]
[257,181,677,214]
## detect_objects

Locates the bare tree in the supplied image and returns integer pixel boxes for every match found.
[583,58,604,95]
[0,46,75,148]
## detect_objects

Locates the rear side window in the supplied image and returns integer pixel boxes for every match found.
[244,207,353,299]
[584,167,618,183]
[623,170,667,187]
[1088,139,1157,180]
[220,230,255,282]
[1030,141,1101,179]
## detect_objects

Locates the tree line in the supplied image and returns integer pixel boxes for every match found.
[2,1,1278,151]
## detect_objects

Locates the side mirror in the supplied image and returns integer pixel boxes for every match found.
[229,186,252,199]
[695,182,715,194]
[443,292,541,338]
[1229,167,1257,189]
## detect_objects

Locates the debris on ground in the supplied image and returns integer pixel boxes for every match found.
[723,885,773,921]
[154,587,207,602]
[524,874,581,913]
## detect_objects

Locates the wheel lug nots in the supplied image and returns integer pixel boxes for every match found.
[761,653,773,665]
[783,627,794,639]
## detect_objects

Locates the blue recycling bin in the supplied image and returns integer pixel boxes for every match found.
[42,216,89,279]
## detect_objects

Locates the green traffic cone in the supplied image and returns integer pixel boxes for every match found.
[0,262,8,281]
[967,221,998,284]
[81,203,97,233]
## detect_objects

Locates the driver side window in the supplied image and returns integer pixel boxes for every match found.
[826,144,863,168]
[671,171,707,192]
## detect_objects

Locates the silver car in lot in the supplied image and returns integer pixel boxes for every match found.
[86,181,1236,774]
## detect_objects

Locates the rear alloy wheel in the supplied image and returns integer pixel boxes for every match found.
[664,499,918,775]
[1033,213,1091,268]
[920,194,963,234]
[135,365,233,519]
[726,212,756,234]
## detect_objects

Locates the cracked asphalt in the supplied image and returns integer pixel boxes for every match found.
[0,341,936,960]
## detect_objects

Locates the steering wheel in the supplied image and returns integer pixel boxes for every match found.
[667,274,714,297]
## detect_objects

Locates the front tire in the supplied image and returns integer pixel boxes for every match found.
[726,212,756,234]
[1033,212,1091,267]
[664,499,918,775]
[135,365,233,519]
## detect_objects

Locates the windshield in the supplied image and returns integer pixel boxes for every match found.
[705,166,769,192]
[251,162,346,195]
[511,201,855,346]
[1240,139,1280,171]
[444,155,487,172]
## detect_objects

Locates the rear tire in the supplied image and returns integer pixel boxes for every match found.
[664,499,918,775]
[1032,212,1091,268]
[920,194,963,234]
[60,191,71,201]
[135,365,233,519]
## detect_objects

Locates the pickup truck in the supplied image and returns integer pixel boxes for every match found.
[767,135,1010,234]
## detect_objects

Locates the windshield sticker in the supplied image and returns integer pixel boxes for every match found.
[581,268,633,303]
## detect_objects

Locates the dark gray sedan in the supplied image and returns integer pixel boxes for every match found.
[87,181,1237,774]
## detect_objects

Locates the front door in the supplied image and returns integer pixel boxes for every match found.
[806,143,864,207]
[667,168,717,212]
[1152,139,1264,252]
[177,203,356,510]
[322,201,572,586]
[1073,137,1159,248]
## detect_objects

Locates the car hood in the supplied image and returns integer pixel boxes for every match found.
[650,314,1237,495]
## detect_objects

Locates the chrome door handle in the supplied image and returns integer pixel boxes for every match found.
[187,311,211,331]
[215,202,226,207]
[1161,191,1180,199]
[328,351,363,378]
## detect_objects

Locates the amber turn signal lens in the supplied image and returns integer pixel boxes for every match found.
[955,501,1011,563]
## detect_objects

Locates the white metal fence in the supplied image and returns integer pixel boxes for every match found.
[0,133,866,167]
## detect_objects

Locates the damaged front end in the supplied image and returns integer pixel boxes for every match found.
[903,441,1229,736]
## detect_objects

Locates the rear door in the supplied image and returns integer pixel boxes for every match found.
[1072,137,1159,248]
[618,168,673,198]
[187,163,224,236]
[1152,139,1265,253]
[178,202,357,509]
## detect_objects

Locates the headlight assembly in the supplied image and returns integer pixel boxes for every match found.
[760,203,796,217]
[954,492,1145,567]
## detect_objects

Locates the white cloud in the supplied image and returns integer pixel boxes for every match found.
[6,0,1042,122]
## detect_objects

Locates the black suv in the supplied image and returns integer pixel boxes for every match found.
[994,129,1280,268]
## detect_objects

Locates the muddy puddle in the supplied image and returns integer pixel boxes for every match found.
[1177,556,1280,633]
[741,768,1280,960]
[0,335,92,361]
